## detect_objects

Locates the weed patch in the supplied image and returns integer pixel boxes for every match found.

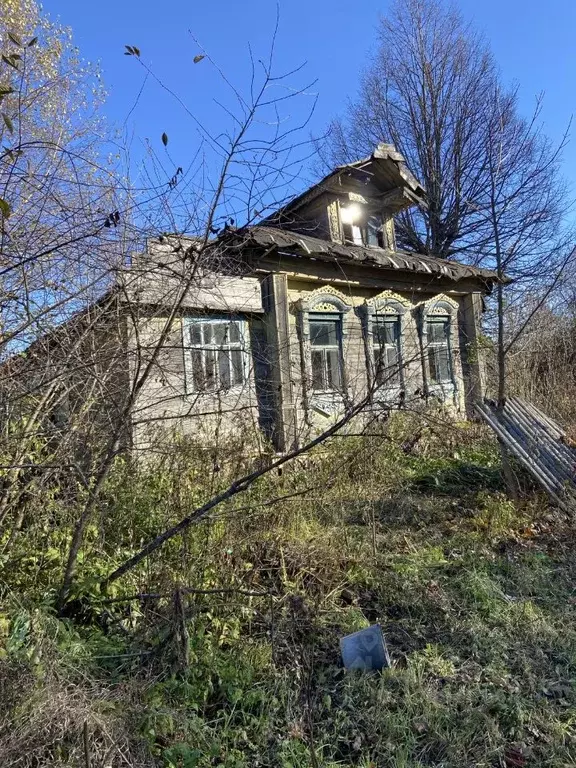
[2,417,576,766]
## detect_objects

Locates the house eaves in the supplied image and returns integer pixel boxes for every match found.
[223,225,504,287]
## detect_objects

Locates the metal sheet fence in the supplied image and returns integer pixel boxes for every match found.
[475,397,576,511]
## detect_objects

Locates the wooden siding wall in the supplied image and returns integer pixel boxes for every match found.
[123,259,266,453]
[125,274,482,453]
[122,247,264,314]
[283,279,468,442]
[274,192,332,241]
[128,313,262,455]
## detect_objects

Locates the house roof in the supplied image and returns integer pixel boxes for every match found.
[224,225,502,285]
[334,143,427,205]
[262,143,427,224]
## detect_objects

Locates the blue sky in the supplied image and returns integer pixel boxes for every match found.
[42,0,576,221]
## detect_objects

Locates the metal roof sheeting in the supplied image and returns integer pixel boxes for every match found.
[231,225,501,284]
[476,397,576,510]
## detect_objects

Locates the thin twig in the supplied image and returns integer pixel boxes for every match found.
[83,720,91,768]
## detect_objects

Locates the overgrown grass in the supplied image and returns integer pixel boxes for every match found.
[1,414,576,766]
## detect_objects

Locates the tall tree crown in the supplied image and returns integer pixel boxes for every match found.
[326,0,503,260]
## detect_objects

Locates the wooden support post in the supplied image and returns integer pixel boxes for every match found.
[262,274,297,452]
[460,292,486,416]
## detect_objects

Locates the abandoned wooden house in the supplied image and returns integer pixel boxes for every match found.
[15,144,501,455]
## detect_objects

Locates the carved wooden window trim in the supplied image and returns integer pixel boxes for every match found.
[294,287,353,416]
[383,214,396,250]
[418,295,459,402]
[360,291,412,402]
[327,200,343,244]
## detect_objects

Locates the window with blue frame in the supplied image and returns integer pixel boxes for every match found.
[373,313,402,387]
[184,317,246,392]
[426,315,453,385]
[309,314,343,392]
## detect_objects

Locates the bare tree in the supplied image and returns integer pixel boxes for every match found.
[53,26,325,611]
[479,89,574,405]
[0,4,339,612]
[321,0,500,260]
[0,1,132,534]
[322,0,575,407]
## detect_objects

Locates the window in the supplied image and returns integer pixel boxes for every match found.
[340,204,364,246]
[426,316,453,385]
[297,288,352,413]
[366,214,385,247]
[340,204,385,247]
[185,317,246,392]
[373,314,402,386]
[309,315,343,392]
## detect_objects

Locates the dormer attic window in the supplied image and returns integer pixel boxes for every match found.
[339,203,385,248]
[340,203,364,246]
[366,214,385,247]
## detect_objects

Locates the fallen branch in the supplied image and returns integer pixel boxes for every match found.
[101,586,271,604]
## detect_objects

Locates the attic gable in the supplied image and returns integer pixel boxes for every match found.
[332,143,426,211]
[262,143,426,247]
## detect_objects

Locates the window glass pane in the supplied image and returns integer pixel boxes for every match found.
[374,316,399,346]
[213,322,229,347]
[191,349,204,390]
[366,214,382,246]
[204,349,216,390]
[386,345,399,370]
[373,320,386,347]
[387,318,399,345]
[437,348,451,382]
[310,318,339,347]
[351,225,363,246]
[230,349,244,386]
[428,348,439,384]
[218,351,231,389]
[386,346,401,384]
[428,348,452,385]
[374,347,384,378]
[375,346,400,385]
[228,321,240,344]
[326,349,342,390]
[427,317,449,344]
[203,323,214,345]
[189,323,202,346]
[309,321,325,346]
[311,349,325,390]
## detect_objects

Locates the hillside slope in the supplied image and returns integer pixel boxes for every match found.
[1,416,576,767]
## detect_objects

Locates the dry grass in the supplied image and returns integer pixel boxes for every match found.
[2,414,576,766]
[0,659,154,768]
